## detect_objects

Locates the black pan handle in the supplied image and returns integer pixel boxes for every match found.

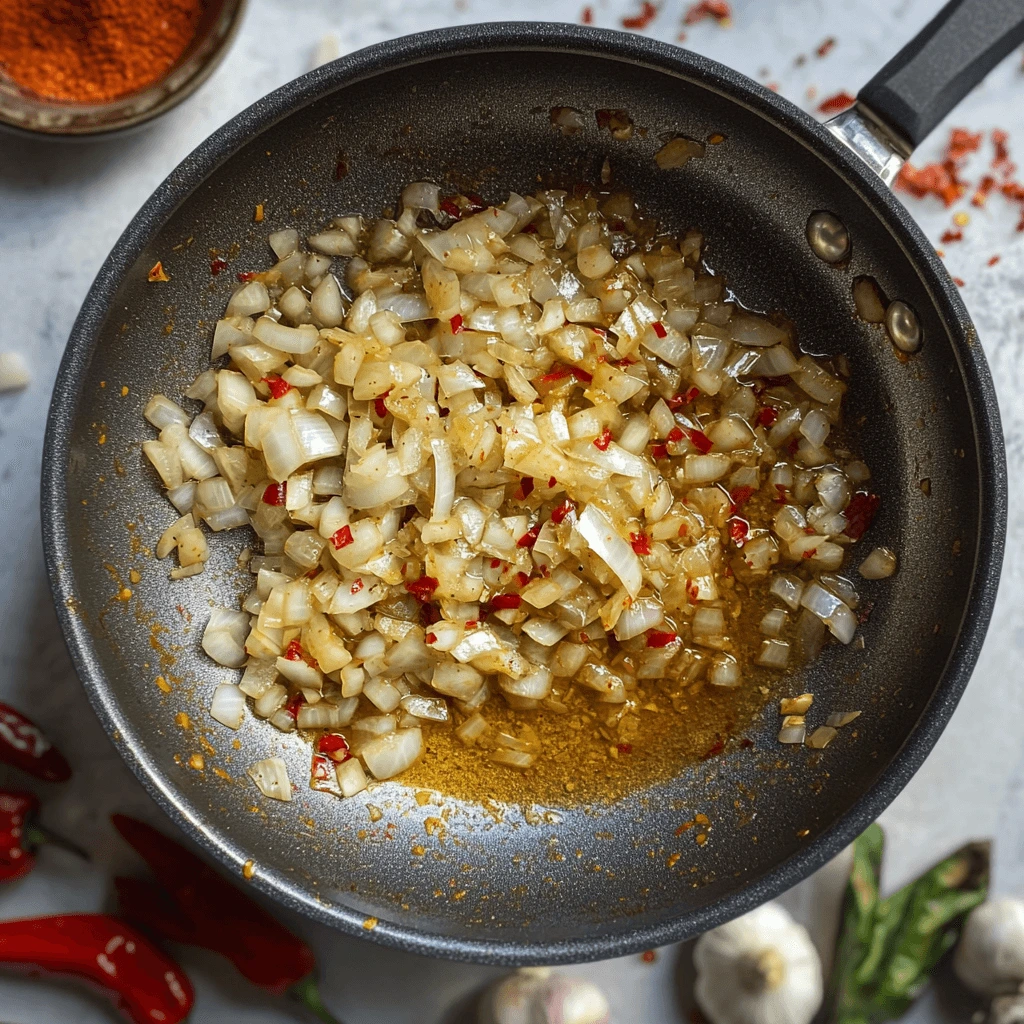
[858,0,1024,154]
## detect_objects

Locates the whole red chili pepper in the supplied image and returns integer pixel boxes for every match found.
[0,702,71,782]
[1,790,89,884]
[112,814,342,1023]
[0,915,193,1024]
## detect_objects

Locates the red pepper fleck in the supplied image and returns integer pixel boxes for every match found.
[703,737,725,759]
[896,161,964,206]
[756,406,778,427]
[515,571,531,588]
[678,523,689,537]
[373,390,391,419]
[261,375,292,399]
[940,228,963,243]
[517,524,541,549]
[350,578,364,594]
[641,949,658,963]
[730,485,755,510]
[334,151,349,180]
[988,254,1001,266]
[420,603,440,626]
[728,517,749,545]
[651,443,669,459]
[684,0,731,24]
[594,427,613,451]
[818,91,855,115]
[622,1,658,29]
[465,193,486,214]
[617,742,634,754]
[425,632,437,644]
[284,693,305,720]
[802,548,816,560]
[317,734,350,762]
[210,257,228,276]
[844,492,880,540]
[630,532,652,555]
[465,620,478,629]
[405,576,439,602]
[993,129,1011,169]
[687,428,713,454]
[515,476,535,501]
[449,314,464,334]
[440,198,462,220]
[947,127,984,162]
[787,437,801,456]
[490,594,522,610]
[284,639,304,662]
[816,36,836,58]
[236,270,259,282]
[581,4,593,23]
[972,174,997,207]
[774,484,789,503]
[539,363,592,385]
[551,499,575,524]
[646,631,678,648]
[330,525,354,550]
[490,558,503,569]
[652,320,668,339]
[686,581,699,604]
[262,482,287,506]
[0,703,71,783]
[953,277,966,286]
[665,425,684,444]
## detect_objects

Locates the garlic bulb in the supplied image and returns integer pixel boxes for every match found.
[479,967,610,1024]
[954,898,1024,996]
[694,903,822,1024]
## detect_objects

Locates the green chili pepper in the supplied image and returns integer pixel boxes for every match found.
[830,826,989,1024]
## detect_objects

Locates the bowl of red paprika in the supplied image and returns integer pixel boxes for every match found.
[0,0,248,136]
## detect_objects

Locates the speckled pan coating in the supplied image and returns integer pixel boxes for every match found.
[41,23,1006,965]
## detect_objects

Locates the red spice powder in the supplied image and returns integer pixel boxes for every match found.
[817,91,856,115]
[0,0,208,104]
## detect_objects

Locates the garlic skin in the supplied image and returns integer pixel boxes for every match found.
[479,967,611,1024]
[694,903,823,1024]
[955,899,1024,996]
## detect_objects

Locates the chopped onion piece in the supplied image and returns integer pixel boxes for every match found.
[577,505,643,598]
[859,546,897,579]
[361,728,423,780]
[210,683,245,730]
[247,757,292,801]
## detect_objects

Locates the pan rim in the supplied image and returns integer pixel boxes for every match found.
[41,21,1007,965]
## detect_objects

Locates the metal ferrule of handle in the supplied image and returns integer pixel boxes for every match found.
[825,106,909,186]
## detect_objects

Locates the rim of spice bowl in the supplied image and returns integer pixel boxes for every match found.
[0,0,248,138]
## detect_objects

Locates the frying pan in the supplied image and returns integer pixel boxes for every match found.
[42,0,1017,964]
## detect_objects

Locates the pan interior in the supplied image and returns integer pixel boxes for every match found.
[55,44,982,958]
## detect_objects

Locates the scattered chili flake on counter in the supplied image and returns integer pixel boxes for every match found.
[622,1,658,29]
[988,255,1001,266]
[581,5,593,23]
[147,261,170,283]
[817,91,856,115]
[816,36,836,58]
[940,228,963,243]
[684,0,732,25]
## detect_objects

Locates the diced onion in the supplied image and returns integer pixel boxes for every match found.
[247,757,292,801]
[859,546,897,579]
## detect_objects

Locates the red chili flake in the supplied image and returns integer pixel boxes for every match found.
[703,736,725,759]
[465,193,486,214]
[774,484,788,503]
[686,580,699,604]
[550,500,575,524]
[630,532,652,555]
[641,949,657,963]
[284,693,305,719]
[622,1,658,29]
[896,162,963,206]
[330,525,354,549]
[350,578,364,594]
[284,639,304,662]
[802,548,816,559]
[262,482,286,506]
[651,443,669,459]
[236,270,259,282]
[261,375,292,399]
[940,228,963,243]
[652,321,668,339]
[373,390,391,419]
[465,620,478,630]
[687,428,713,454]
[317,733,350,762]
[581,4,593,22]
[617,742,634,754]
[972,175,997,206]
[515,476,535,501]
[420,603,441,626]
[570,366,593,384]
[684,0,731,25]
[816,36,836,58]
[667,386,700,411]
[947,127,983,163]
[954,276,966,287]
[515,571,531,588]
[210,257,228,276]
[730,485,755,510]
[593,427,613,451]
[522,222,538,233]
[490,558,503,569]
[818,91,856,115]
[491,594,522,610]
[440,198,462,220]
[450,314,464,334]
[517,524,541,549]
[665,426,684,444]
[787,437,801,456]
[678,523,689,538]
[756,406,778,428]
[539,366,571,383]
[728,517,749,545]
[334,151,349,180]
[844,492,880,540]
[646,631,678,648]
[988,254,1001,266]
[405,576,439,602]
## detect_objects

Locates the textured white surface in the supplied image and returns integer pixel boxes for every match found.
[0,0,1021,1021]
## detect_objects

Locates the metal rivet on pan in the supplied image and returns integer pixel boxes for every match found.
[806,211,850,263]
[886,300,922,353]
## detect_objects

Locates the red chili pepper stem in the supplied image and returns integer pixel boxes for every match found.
[24,823,91,863]
[289,973,347,1024]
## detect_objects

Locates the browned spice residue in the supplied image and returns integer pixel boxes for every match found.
[0,0,207,104]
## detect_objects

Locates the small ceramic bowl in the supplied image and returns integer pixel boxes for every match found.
[0,0,247,137]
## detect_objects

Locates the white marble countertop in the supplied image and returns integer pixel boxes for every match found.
[1,0,1022,1021]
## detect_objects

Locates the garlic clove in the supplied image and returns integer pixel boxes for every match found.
[480,968,609,1024]
[954,898,1024,997]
